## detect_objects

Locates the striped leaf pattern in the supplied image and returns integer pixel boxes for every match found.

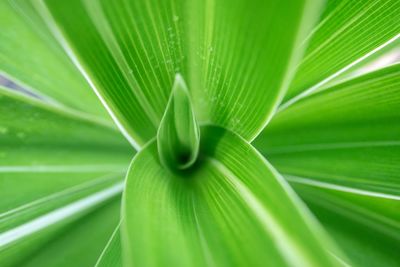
[0,0,399,266]
[281,0,400,109]
[0,88,132,266]
[38,0,318,147]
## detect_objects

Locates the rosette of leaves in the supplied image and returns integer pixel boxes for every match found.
[0,0,399,266]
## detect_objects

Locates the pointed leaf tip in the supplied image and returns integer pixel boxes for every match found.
[157,74,200,171]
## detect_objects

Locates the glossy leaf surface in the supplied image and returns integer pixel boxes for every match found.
[254,64,400,266]
[157,74,200,171]
[255,64,400,196]
[0,88,132,266]
[293,183,400,267]
[40,0,319,148]
[122,126,342,267]
[0,0,109,119]
[282,0,400,108]
[20,199,121,267]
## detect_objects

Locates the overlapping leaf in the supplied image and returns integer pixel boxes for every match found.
[122,126,343,266]
[20,199,121,267]
[0,0,109,119]
[39,0,320,148]
[320,38,400,90]
[294,184,400,267]
[96,225,122,267]
[255,64,400,195]
[281,0,400,108]
[0,88,132,266]
[2,0,398,266]
[254,64,400,266]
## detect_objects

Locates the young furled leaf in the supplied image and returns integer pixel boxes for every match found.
[122,126,344,267]
[38,0,319,148]
[157,74,200,171]
[0,0,398,266]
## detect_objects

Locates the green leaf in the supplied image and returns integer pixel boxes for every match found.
[122,125,343,267]
[293,183,400,267]
[254,64,400,265]
[39,0,320,148]
[0,0,109,120]
[282,0,400,108]
[19,199,121,267]
[0,181,124,267]
[255,64,400,195]
[157,74,200,171]
[319,38,400,90]
[0,88,132,265]
[0,87,131,174]
[96,225,122,267]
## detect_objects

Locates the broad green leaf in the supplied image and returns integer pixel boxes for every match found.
[281,0,400,108]
[39,0,320,148]
[290,181,400,240]
[19,199,121,267]
[293,183,400,267]
[0,0,109,120]
[96,225,122,267]
[320,38,400,90]
[254,64,400,265]
[105,75,211,266]
[0,181,124,267]
[0,87,131,174]
[122,125,343,267]
[0,172,123,233]
[0,88,132,265]
[157,74,200,171]
[255,64,400,195]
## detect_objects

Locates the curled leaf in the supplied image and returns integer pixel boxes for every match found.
[157,74,200,171]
